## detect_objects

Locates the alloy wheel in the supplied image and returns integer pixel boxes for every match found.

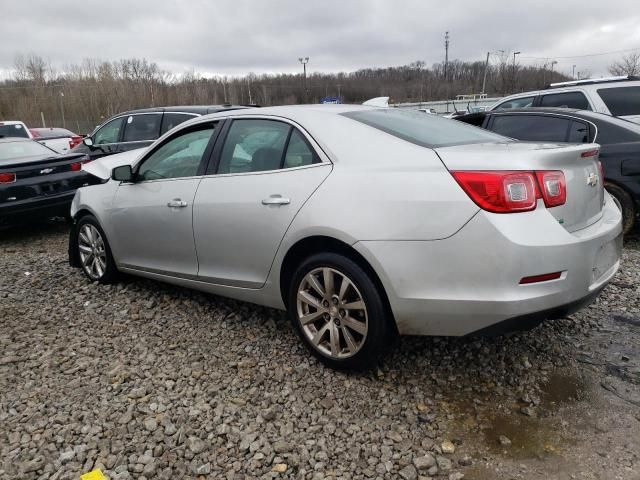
[296,267,368,359]
[78,224,107,280]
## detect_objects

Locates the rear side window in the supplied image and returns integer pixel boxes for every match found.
[343,109,506,148]
[0,123,29,139]
[494,96,535,110]
[161,113,197,135]
[283,129,318,168]
[490,115,570,142]
[598,86,640,116]
[568,121,590,143]
[539,91,591,110]
[123,114,162,142]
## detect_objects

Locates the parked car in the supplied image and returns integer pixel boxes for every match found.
[0,121,80,154]
[0,138,97,224]
[71,105,252,161]
[30,127,84,153]
[69,106,622,369]
[455,108,640,233]
[489,76,640,124]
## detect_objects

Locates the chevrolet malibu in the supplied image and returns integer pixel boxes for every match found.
[69,106,622,369]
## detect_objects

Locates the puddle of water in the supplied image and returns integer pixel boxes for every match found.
[541,372,589,406]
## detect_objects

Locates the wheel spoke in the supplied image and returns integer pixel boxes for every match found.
[306,273,325,298]
[342,300,365,310]
[298,290,323,310]
[78,244,92,253]
[342,315,367,335]
[341,325,357,353]
[299,309,325,325]
[79,231,90,245]
[323,268,335,297]
[311,323,330,346]
[95,257,104,277]
[338,276,351,302]
[82,252,93,266]
[329,322,340,356]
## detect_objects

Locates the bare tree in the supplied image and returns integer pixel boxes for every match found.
[609,52,640,76]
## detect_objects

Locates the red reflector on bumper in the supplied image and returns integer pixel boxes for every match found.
[519,272,562,284]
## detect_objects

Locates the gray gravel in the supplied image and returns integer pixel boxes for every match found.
[1,221,639,480]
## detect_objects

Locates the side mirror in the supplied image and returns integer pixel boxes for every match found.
[83,137,94,147]
[112,165,134,182]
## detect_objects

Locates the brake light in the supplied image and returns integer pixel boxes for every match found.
[535,171,566,208]
[581,149,599,158]
[0,172,16,183]
[519,271,562,284]
[451,171,539,213]
[597,161,604,182]
[69,135,83,149]
[70,155,91,172]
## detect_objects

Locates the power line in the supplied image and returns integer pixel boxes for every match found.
[520,47,640,60]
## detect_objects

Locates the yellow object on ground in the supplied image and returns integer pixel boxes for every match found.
[80,470,108,480]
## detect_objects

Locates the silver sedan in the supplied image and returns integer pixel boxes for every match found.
[69,106,622,369]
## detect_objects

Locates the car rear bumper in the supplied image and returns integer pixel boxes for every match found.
[354,193,623,336]
[0,191,75,222]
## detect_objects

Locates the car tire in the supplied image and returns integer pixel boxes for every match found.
[605,182,635,235]
[287,252,392,370]
[76,215,119,284]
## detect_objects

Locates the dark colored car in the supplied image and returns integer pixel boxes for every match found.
[72,105,253,160]
[0,138,97,224]
[455,108,640,233]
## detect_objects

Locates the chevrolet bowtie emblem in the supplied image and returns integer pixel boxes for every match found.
[40,168,54,174]
[586,172,598,187]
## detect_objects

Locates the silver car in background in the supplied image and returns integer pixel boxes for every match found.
[69,106,622,369]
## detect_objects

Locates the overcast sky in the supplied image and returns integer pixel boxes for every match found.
[0,0,639,79]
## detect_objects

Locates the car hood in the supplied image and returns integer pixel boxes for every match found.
[82,148,146,180]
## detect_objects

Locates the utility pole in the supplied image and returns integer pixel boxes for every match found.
[246,76,253,104]
[481,51,490,95]
[222,80,228,103]
[444,31,450,81]
[550,60,558,83]
[572,64,576,78]
[59,91,66,128]
[512,51,520,92]
[298,57,309,103]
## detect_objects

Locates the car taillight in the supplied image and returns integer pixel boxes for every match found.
[70,155,92,172]
[597,160,604,182]
[452,170,567,213]
[451,171,539,213]
[69,135,83,149]
[0,172,16,183]
[581,149,599,158]
[535,170,566,208]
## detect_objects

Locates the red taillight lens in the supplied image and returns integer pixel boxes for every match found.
[451,171,539,213]
[0,172,16,183]
[70,155,91,172]
[597,160,604,182]
[581,149,599,158]
[519,271,562,284]
[69,135,83,149]
[535,170,566,208]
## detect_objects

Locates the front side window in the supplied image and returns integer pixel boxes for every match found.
[539,91,591,110]
[598,86,640,116]
[123,114,162,142]
[94,117,124,145]
[218,120,290,174]
[494,96,535,110]
[490,115,570,142]
[161,113,197,135]
[137,126,214,181]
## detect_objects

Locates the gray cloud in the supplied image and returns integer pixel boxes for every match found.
[0,0,638,77]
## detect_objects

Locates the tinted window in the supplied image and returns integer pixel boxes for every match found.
[31,128,76,138]
[490,115,570,142]
[343,109,506,148]
[218,120,290,174]
[137,126,214,181]
[94,117,124,145]
[161,113,197,135]
[494,96,535,110]
[0,140,55,161]
[0,123,29,139]
[568,121,590,143]
[598,86,640,116]
[539,91,591,110]
[123,114,162,142]
[283,129,318,168]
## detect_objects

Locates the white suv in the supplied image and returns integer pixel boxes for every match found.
[489,76,640,124]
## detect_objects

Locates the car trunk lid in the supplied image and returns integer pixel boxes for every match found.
[435,142,604,233]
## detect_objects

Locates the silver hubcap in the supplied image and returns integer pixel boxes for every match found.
[78,224,107,280]
[296,267,368,359]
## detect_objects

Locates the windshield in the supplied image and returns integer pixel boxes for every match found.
[0,123,30,139]
[342,109,508,148]
[0,140,56,161]
[598,86,640,116]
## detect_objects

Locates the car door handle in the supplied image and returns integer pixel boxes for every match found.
[261,195,290,206]
[167,199,188,208]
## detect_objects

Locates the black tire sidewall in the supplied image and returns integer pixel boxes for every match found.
[605,183,635,235]
[287,252,389,370]
[76,215,118,284]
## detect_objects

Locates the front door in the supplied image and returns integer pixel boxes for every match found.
[109,123,218,276]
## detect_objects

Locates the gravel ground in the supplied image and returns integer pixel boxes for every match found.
[1,221,639,480]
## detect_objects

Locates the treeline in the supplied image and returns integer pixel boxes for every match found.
[0,54,570,134]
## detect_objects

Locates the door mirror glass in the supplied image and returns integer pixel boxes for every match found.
[112,165,134,182]
[83,137,93,147]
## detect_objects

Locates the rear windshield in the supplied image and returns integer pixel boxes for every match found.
[342,109,508,148]
[31,128,75,138]
[598,86,640,116]
[0,123,29,139]
[0,140,55,161]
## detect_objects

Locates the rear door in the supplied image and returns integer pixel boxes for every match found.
[119,113,163,154]
[110,122,218,276]
[193,118,331,288]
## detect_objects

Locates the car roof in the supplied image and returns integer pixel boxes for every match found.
[114,105,254,116]
[494,79,640,103]
[199,104,375,120]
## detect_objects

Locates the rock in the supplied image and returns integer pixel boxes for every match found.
[399,464,418,480]
[498,435,512,446]
[143,418,158,432]
[413,453,436,471]
[59,450,75,464]
[272,463,288,473]
[387,431,403,442]
[186,436,207,454]
[520,406,536,417]
[273,440,292,453]
[458,455,473,466]
[196,463,211,475]
[449,473,465,480]
[441,440,456,454]
[436,456,452,472]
